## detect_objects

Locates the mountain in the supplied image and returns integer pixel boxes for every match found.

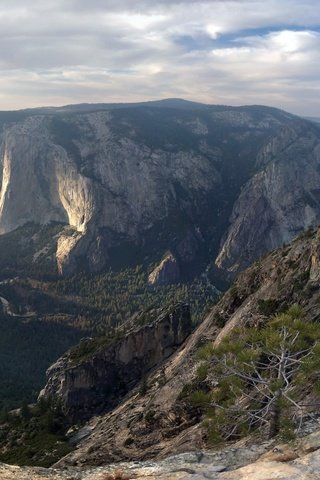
[40,225,320,467]
[305,116,320,124]
[2,204,320,475]
[0,100,320,280]
[1,99,320,451]
[2,223,320,472]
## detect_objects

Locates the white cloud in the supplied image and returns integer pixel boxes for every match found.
[110,13,168,30]
[0,0,319,114]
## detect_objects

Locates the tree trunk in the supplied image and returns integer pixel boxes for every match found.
[268,390,281,438]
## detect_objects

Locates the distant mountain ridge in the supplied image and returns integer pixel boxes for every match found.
[0,99,319,280]
[305,116,320,124]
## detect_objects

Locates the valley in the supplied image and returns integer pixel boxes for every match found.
[0,100,320,477]
[2,222,320,478]
[1,100,320,280]
[0,269,217,410]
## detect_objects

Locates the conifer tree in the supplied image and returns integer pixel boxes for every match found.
[197,305,320,441]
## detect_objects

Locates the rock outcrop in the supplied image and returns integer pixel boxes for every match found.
[148,253,180,285]
[1,101,320,277]
[40,303,192,419]
[3,428,320,479]
[54,226,320,466]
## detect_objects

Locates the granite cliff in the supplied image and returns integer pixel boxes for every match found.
[40,303,192,419]
[3,217,320,476]
[0,100,320,278]
[49,226,320,466]
[215,123,320,274]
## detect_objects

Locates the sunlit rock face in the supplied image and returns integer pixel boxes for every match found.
[0,101,320,276]
[0,117,95,274]
[148,252,181,285]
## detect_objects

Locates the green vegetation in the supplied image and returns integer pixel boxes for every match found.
[68,330,124,364]
[53,267,218,333]
[139,376,149,396]
[0,260,218,408]
[0,310,84,410]
[0,398,72,467]
[0,222,67,279]
[184,305,320,444]
[257,298,280,316]
[0,220,218,410]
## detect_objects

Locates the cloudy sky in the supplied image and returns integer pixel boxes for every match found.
[0,0,319,115]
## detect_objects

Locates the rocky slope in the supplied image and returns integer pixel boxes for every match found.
[2,426,320,479]
[0,100,320,278]
[40,303,192,420]
[47,226,320,466]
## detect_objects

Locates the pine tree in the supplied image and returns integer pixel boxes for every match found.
[20,400,31,422]
[197,305,320,442]
[0,407,9,423]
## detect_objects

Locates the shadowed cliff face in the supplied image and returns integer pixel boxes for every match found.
[0,101,320,278]
[52,226,320,466]
[40,303,192,420]
[215,125,320,275]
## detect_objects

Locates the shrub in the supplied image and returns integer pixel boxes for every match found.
[189,390,212,410]
[139,376,148,396]
[196,363,209,382]
[257,298,279,316]
[190,305,320,442]
[196,343,214,361]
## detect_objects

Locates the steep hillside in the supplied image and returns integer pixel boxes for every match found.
[0,100,319,279]
[1,100,320,468]
[40,303,192,420]
[0,265,216,409]
[0,305,192,468]
[3,430,320,480]
[51,226,320,466]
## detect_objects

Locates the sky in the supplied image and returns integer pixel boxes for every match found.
[0,0,319,115]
